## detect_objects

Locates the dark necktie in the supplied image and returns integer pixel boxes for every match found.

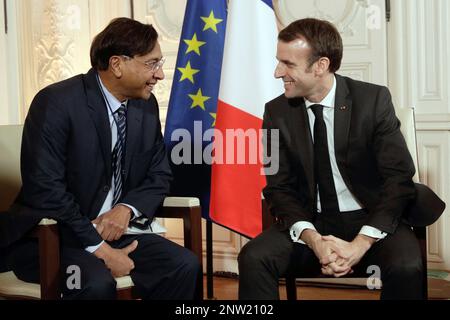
[310,104,339,213]
[112,104,126,206]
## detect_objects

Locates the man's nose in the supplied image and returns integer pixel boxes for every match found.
[274,63,284,79]
[154,67,165,80]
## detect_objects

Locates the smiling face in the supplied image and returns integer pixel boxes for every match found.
[118,41,165,101]
[274,38,324,100]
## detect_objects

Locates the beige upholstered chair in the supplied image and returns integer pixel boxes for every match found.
[0,125,203,300]
[262,107,429,299]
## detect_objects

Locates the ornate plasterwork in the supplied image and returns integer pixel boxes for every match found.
[35,0,75,89]
[275,0,369,37]
[145,0,185,42]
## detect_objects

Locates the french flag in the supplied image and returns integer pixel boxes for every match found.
[210,0,283,238]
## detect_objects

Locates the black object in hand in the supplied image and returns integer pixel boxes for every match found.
[129,216,151,230]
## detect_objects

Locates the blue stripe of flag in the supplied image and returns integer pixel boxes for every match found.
[260,0,274,9]
[164,0,228,219]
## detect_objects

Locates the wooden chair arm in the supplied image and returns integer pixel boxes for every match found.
[162,197,200,208]
[29,220,60,300]
[156,197,202,262]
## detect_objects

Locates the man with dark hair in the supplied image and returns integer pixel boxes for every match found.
[6,17,200,300]
[238,18,425,300]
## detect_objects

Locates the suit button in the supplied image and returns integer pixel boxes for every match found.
[103,185,110,192]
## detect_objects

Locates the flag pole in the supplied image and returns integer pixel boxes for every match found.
[206,220,215,299]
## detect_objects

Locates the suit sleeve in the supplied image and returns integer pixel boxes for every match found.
[20,89,103,247]
[366,87,416,233]
[120,97,172,218]
[262,105,314,230]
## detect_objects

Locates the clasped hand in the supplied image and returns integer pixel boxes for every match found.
[311,234,374,278]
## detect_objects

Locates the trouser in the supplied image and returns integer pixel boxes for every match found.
[11,233,201,300]
[238,211,424,300]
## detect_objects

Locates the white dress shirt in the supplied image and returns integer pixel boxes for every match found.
[290,76,387,244]
[86,76,166,253]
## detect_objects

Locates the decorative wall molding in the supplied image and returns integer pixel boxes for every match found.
[339,62,372,82]
[392,0,450,115]
[416,114,450,131]
[417,132,449,269]
[275,0,369,38]
[144,0,185,43]
[88,0,131,39]
[15,0,133,121]
[414,0,443,102]
[16,0,91,120]
[36,0,76,89]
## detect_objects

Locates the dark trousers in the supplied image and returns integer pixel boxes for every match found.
[10,234,200,300]
[238,211,424,300]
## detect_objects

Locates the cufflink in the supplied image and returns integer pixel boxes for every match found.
[340,106,347,111]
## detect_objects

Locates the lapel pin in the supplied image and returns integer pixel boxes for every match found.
[340,106,347,111]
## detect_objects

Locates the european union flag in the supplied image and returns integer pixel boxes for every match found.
[164,0,227,219]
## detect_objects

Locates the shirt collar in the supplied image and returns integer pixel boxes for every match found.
[305,75,336,109]
[97,74,128,113]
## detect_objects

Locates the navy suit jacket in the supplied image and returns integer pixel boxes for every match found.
[1,68,172,248]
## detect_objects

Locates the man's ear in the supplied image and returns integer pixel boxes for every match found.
[109,56,123,78]
[315,57,331,76]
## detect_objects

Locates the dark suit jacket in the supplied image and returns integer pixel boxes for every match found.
[263,74,425,235]
[1,68,172,248]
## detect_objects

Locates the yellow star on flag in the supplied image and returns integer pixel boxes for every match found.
[189,89,210,111]
[178,61,200,84]
[201,11,223,33]
[209,113,217,127]
[184,33,206,55]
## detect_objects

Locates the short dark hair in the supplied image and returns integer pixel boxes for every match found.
[90,17,159,71]
[278,18,343,73]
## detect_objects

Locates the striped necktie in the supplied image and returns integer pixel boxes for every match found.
[112,104,126,206]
